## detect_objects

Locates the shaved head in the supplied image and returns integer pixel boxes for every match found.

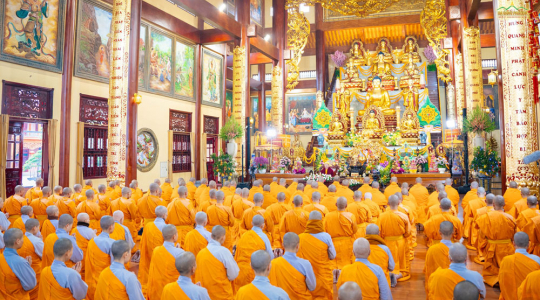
[263,185,271,192]
[211,225,226,241]
[242,188,250,198]
[209,181,217,189]
[363,176,370,184]
[252,214,265,228]
[297,184,305,191]
[372,181,380,189]
[311,191,321,202]
[195,212,207,225]
[439,221,454,237]
[449,243,467,263]
[53,185,62,194]
[4,228,23,248]
[53,238,73,257]
[162,224,178,241]
[113,210,124,222]
[509,181,518,189]
[477,187,486,196]
[77,213,89,223]
[388,195,399,208]
[453,281,480,300]
[366,224,379,235]
[277,192,286,202]
[364,192,372,200]
[85,189,94,199]
[336,197,348,210]
[514,232,529,248]
[253,193,263,206]
[527,196,538,207]
[122,187,131,197]
[416,177,423,184]
[25,218,40,232]
[391,177,398,183]
[353,238,370,259]
[177,186,188,198]
[21,205,33,216]
[251,250,272,274]
[522,188,530,197]
[73,184,82,192]
[328,185,337,193]
[437,191,447,200]
[46,205,59,217]
[309,210,322,221]
[149,183,159,193]
[283,232,300,251]
[494,196,505,210]
[439,198,452,210]
[155,206,168,218]
[176,252,196,276]
[111,240,130,260]
[62,187,72,197]
[97,184,106,193]
[293,195,303,207]
[485,193,495,205]
[338,281,363,300]
[354,190,362,200]
[209,189,216,200]
[471,181,479,189]
[100,216,115,231]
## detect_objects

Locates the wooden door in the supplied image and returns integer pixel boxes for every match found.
[206,136,218,181]
[5,122,23,196]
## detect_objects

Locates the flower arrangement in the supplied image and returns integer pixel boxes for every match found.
[253,156,269,170]
[413,155,427,165]
[304,173,332,182]
[330,50,347,67]
[219,117,244,141]
[463,106,496,135]
[378,161,392,185]
[390,160,405,174]
[470,147,501,177]
[210,151,235,180]
[383,131,401,146]
[280,156,292,169]
[436,157,448,169]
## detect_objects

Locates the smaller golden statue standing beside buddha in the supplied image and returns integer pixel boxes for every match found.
[359,76,395,116]
[400,36,422,63]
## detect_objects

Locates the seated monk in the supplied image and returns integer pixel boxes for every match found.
[316,178,328,196]
[232,189,254,242]
[50,186,65,203]
[110,188,140,243]
[71,213,95,281]
[461,181,479,211]
[271,179,290,202]
[384,177,401,200]
[516,195,540,230]
[393,192,416,260]
[305,191,330,218]
[95,184,111,217]
[509,187,533,219]
[371,181,388,210]
[221,181,233,200]
[377,195,411,281]
[424,221,453,293]
[463,188,488,251]
[523,211,540,256]
[224,188,242,207]
[365,224,395,287]
[337,238,392,300]
[81,179,98,198]
[4,185,28,225]
[266,192,292,249]
[199,189,217,213]
[338,281,363,300]
[426,191,457,219]
[195,226,239,300]
[269,232,316,299]
[41,205,59,240]
[76,190,101,232]
[57,187,76,220]
[194,178,209,207]
[166,186,195,248]
[184,212,211,257]
[72,184,85,205]
[110,211,136,254]
[503,181,523,212]
[186,177,198,201]
[248,180,264,203]
[161,252,211,299]
[347,191,373,238]
[290,184,311,206]
[205,191,235,251]
[325,197,358,270]
[18,219,43,300]
[138,206,168,294]
[359,177,373,196]
[85,216,116,300]
[0,197,10,235]
[298,211,336,299]
[401,186,418,249]
[287,179,299,196]
[426,183,444,210]
[363,192,381,223]
[453,280,481,300]
[30,187,54,226]
[423,199,462,247]
[160,178,173,204]
[233,215,274,293]
[239,193,274,241]
[471,194,496,264]
[409,178,429,224]
[12,206,34,233]
[444,179,460,212]
[279,196,309,245]
[321,185,339,212]
[0,228,37,299]
[262,185,277,209]
[499,232,540,300]
[38,237,87,300]
[129,181,144,203]
[147,225,185,300]
[475,196,517,287]
[517,268,540,299]
[25,179,44,202]
[104,181,118,203]
[428,243,486,299]
[137,183,166,225]
[236,250,290,299]
[340,180,355,204]
[95,240,144,300]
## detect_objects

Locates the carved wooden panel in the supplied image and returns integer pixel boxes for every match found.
[170,110,192,132]
[79,94,109,125]
[203,116,219,135]
[2,81,53,119]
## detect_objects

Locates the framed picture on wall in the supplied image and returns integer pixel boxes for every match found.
[226,90,233,119]
[483,84,499,130]
[137,128,159,172]
[0,0,66,72]
[265,96,272,127]
[148,28,174,95]
[138,23,148,89]
[250,0,263,26]
[173,38,196,102]
[251,96,259,131]
[285,93,316,134]
[201,48,223,108]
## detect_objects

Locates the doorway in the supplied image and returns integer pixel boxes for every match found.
[206,136,218,181]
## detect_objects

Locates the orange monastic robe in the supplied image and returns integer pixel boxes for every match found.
[104,187,118,203]
[248,186,263,202]
[57,198,76,218]
[38,267,74,300]
[270,184,289,202]
[30,198,55,226]
[324,211,357,269]
[76,200,101,232]
[72,227,91,280]
[194,184,208,206]
[290,191,310,206]
[377,209,411,280]
[85,239,112,300]
[160,183,173,203]
[110,197,140,242]
[261,191,277,209]
[445,185,460,211]
[196,247,234,300]
[304,203,330,218]
[423,241,451,292]
[3,195,27,225]
[516,208,540,231]
[337,261,381,300]
[184,229,209,257]
[518,269,540,299]
[463,197,486,245]
[233,230,267,293]
[12,217,28,233]
[298,230,334,300]
[338,186,354,204]
[17,235,41,300]
[509,198,531,220]
[426,204,457,220]
[320,193,338,212]
[372,189,388,210]
[364,199,381,222]
[461,188,478,210]
[147,245,180,300]
[206,204,235,250]
[523,215,540,256]
[42,234,75,269]
[383,182,401,199]
[224,194,241,207]
[286,182,298,196]
[231,198,254,243]
[423,213,462,246]
[427,268,466,300]
[40,220,57,240]
[476,210,517,286]
[0,251,32,300]
[138,222,164,293]
[266,202,291,248]
[137,195,166,225]
[359,184,373,197]
[366,235,392,286]
[166,199,195,247]
[94,266,129,300]
[503,187,523,212]
[317,182,328,196]
[239,206,274,241]
[410,183,429,224]
[186,182,197,200]
[269,256,312,300]
[25,187,42,202]
[499,252,540,300]
[131,188,143,202]
[426,192,439,210]
[279,208,309,244]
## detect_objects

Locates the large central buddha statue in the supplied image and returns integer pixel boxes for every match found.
[359,76,395,116]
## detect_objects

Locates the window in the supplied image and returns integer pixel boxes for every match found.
[80,95,108,179]
[170,110,192,173]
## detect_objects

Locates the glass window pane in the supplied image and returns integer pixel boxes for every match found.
[7,161,13,168]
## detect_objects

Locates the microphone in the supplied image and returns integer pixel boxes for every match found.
[523,151,540,164]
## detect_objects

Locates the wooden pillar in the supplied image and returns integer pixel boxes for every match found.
[59,0,76,186]
[195,44,202,179]
[315,3,326,92]
[258,63,266,131]
[126,0,142,184]
[273,0,286,131]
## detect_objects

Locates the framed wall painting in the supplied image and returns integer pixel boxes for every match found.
[226,90,233,118]
[265,96,272,127]
[174,38,196,101]
[285,93,317,134]
[74,0,113,83]
[0,0,66,72]
[201,48,223,108]
[138,23,148,89]
[251,96,259,131]
[483,84,499,130]
[250,0,263,26]
[148,28,173,95]
[137,128,159,172]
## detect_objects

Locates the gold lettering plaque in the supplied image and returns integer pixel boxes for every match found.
[232,46,246,170]
[271,66,284,134]
[463,26,484,110]
[455,52,465,128]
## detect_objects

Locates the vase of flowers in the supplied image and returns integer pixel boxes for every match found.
[280,156,292,171]
[219,118,244,157]
[413,155,428,173]
[278,164,286,174]
[463,106,496,149]
[254,156,269,173]
[437,157,448,173]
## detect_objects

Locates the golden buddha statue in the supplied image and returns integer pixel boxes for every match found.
[371,52,394,81]
[403,78,419,113]
[400,37,421,63]
[347,41,367,68]
[328,113,345,136]
[401,111,419,134]
[359,76,395,116]
[399,53,421,84]
[372,38,395,64]
[344,59,362,82]
[362,110,383,138]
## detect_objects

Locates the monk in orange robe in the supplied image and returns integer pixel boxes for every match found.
[518,269,540,299]
[371,181,388,210]
[57,188,76,219]
[109,210,137,257]
[181,178,195,200]
[279,195,309,245]
[298,211,336,299]
[112,180,122,198]
[49,186,64,203]
[471,194,496,264]
[85,216,116,300]
[401,187,418,248]
[266,192,291,249]
[359,177,373,196]
[461,181,479,210]
[409,177,429,224]
[261,185,277,209]
[476,195,517,286]
[269,177,280,194]
[70,213,95,280]
[426,191,458,219]
[383,177,401,200]
[338,180,355,203]
[29,187,54,227]
[365,224,395,286]
[104,181,118,203]
[11,206,34,234]
[137,183,166,225]
[38,237,87,300]
[166,186,195,247]
[94,184,112,217]
[423,198,462,246]
[72,184,85,205]
[499,232,540,300]
[523,212,540,256]
[233,215,273,293]
[424,221,453,293]
[239,193,274,241]
[377,195,411,281]
[316,178,328,196]
[138,206,168,294]
[504,181,523,212]
[41,206,59,240]
[516,195,540,230]
[393,192,417,259]
[25,178,44,202]
[194,178,209,207]
[110,187,140,243]
[304,180,316,199]
[509,187,533,220]
[248,180,264,202]
[76,190,101,232]
[161,252,211,299]
[443,179,460,211]
[147,225,184,300]
[206,191,235,250]
[232,188,254,242]
[428,243,486,299]
[290,184,311,206]
[129,180,144,203]
[4,185,28,225]
[160,179,173,204]
[286,179,298,196]
[321,185,338,212]
[269,232,316,299]
[81,179,99,198]
[199,181,217,208]
[198,189,217,213]
[325,197,358,269]
[195,226,239,300]
[426,183,445,210]
[224,188,241,207]
[270,178,290,202]
[184,212,212,257]
[18,219,42,300]
[42,214,84,269]
[363,192,381,223]
[463,187,487,250]
[304,191,330,218]
[221,181,233,200]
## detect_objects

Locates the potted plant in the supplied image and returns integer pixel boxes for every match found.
[219,118,244,157]
[278,164,287,174]
[210,151,235,182]
[254,156,269,174]
[413,155,428,172]
[437,157,448,174]
[463,106,496,148]
[470,147,501,178]
[280,156,292,171]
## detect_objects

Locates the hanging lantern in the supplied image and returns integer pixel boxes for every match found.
[488,70,498,86]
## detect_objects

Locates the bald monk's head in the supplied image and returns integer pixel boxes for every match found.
[372,181,380,189]
[62,187,73,198]
[251,250,272,277]
[235,188,242,196]
[390,177,398,184]
[333,176,340,183]
[209,181,217,189]
[311,181,318,189]
[85,179,93,187]
[73,184,82,193]
[514,231,530,249]
[176,252,197,277]
[494,195,505,211]
[53,185,62,195]
[439,198,452,212]
[527,196,538,208]
[201,178,208,185]
[522,187,530,197]
[437,191,447,201]
[363,176,370,184]
[155,205,168,220]
[283,232,300,254]
[470,181,479,189]
[365,224,379,235]
[100,216,115,234]
[477,187,486,198]
[311,191,321,203]
[252,214,265,230]
[435,183,444,193]
[154,179,161,185]
[509,181,518,189]
[297,184,305,192]
[253,180,262,188]
[42,187,52,198]
[120,187,131,199]
[485,193,495,206]
[242,188,250,199]
[174,186,186,199]
[293,195,303,208]
[21,205,33,217]
[25,218,40,236]
[338,281,363,300]
[394,192,403,202]
[109,181,116,189]
[162,224,178,243]
[353,238,370,259]
[4,228,24,250]
[129,182,137,189]
[112,240,131,264]
[14,185,24,196]
[278,178,286,186]
[209,189,217,201]
[53,238,73,262]
[113,210,124,224]
[85,189,95,200]
[211,225,227,245]
[353,191,362,202]
[253,193,264,207]
[97,184,106,194]
[277,192,286,203]
[77,212,90,225]
[195,211,208,226]
[336,197,348,211]
[149,183,160,196]
[178,178,186,186]
[263,185,271,192]
[364,192,372,200]
[453,280,480,300]
[46,205,59,219]
[449,243,467,264]
[388,195,399,209]
[401,187,409,196]
[215,190,225,203]
[439,221,454,241]
[309,210,323,221]
[342,180,350,187]
[328,185,337,193]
